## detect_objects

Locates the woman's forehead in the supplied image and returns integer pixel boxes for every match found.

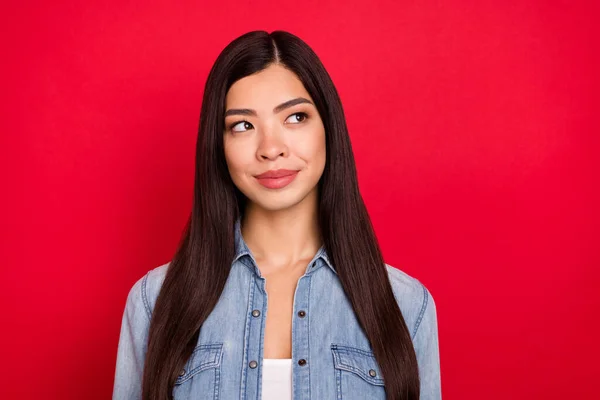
[225,65,312,110]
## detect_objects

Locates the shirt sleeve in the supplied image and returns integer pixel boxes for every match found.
[112,274,151,400]
[413,284,442,399]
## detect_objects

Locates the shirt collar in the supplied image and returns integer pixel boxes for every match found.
[233,216,336,277]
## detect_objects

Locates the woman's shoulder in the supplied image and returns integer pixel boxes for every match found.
[143,261,171,298]
[123,261,171,320]
[384,263,437,340]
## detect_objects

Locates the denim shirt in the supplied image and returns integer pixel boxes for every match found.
[113,219,441,399]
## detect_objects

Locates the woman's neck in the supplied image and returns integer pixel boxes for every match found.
[241,197,322,269]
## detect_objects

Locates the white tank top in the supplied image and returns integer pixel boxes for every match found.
[261,358,292,399]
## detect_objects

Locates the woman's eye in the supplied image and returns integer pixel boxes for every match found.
[230,121,253,133]
[285,112,308,124]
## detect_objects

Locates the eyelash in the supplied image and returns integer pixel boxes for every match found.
[228,112,309,132]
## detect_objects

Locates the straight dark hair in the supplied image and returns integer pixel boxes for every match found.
[142,30,420,399]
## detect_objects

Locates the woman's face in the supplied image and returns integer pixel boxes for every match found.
[223,64,326,212]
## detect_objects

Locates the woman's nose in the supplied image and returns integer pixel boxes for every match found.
[257,127,288,160]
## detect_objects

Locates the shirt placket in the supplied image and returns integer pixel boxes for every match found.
[291,273,312,400]
[241,273,267,400]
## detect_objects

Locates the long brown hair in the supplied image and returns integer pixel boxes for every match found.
[143,30,420,399]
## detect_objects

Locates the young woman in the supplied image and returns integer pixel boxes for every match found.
[113,30,441,400]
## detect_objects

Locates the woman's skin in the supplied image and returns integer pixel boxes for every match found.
[223,63,327,359]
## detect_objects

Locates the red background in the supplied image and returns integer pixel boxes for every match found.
[2,1,598,399]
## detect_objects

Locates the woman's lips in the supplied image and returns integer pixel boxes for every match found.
[254,169,299,189]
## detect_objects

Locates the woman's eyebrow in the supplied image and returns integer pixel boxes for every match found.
[224,97,314,117]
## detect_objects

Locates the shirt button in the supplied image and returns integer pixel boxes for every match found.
[252,309,261,317]
[249,360,258,368]
[369,369,377,377]
[179,369,186,377]
[297,310,306,318]
[298,359,307,366]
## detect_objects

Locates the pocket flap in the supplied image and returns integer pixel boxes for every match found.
[175,343,223,385]
[331,344,384,386]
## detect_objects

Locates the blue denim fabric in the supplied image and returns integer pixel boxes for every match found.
[113,219,441,399]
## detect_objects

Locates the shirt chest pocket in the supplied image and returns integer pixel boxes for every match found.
[172,343,223,400]
[331,344,386,400]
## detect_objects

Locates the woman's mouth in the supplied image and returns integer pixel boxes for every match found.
[254,169,299,189]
